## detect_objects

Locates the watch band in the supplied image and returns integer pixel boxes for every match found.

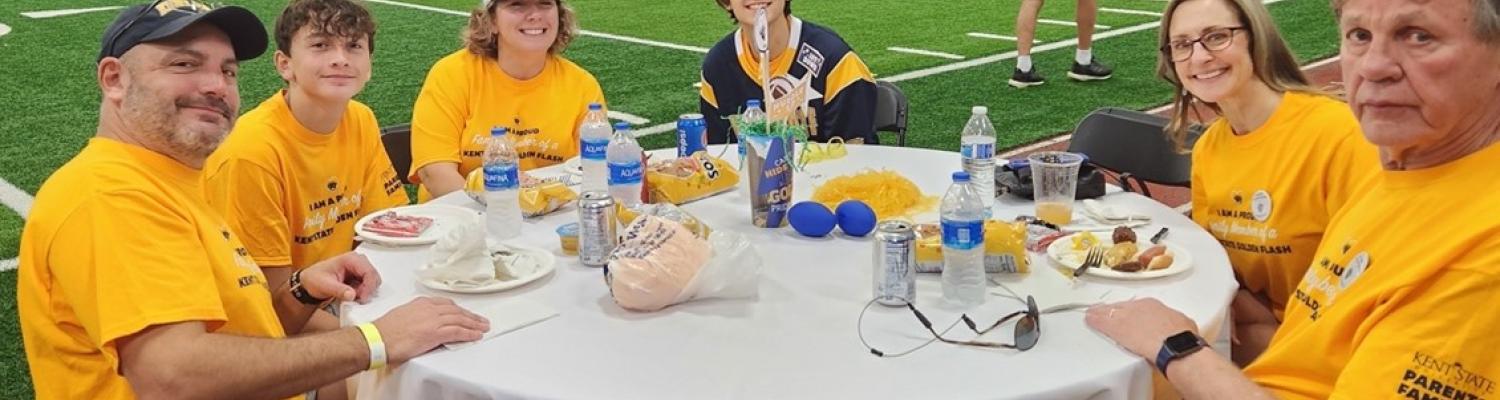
[1155,331,1208,375]
[289,269,327,306]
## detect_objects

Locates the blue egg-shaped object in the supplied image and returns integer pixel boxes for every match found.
[789,202,838,237]
[836,201,878,237]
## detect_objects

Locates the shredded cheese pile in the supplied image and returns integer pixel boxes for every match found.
[812,169,937,219]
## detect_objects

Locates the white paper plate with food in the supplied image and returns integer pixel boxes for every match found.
[1045,230,1193,280]
[355,204,481,246]
[417,244,557,294]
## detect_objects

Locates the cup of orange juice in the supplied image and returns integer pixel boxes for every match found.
[1027,151,1084,225]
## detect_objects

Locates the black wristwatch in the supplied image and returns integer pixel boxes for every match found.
[288,270,328,306]
[1155,330,1209,375]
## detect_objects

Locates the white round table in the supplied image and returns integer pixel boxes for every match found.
[344,145,1236,400]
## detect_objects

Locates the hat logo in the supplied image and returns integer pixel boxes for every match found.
[154,0,212,16]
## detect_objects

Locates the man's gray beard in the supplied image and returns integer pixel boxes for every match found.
[121,83,229,162]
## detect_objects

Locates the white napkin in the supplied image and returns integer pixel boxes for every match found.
[419,220,493,286]
[1081,199,1152,223]
[444,299,559,350]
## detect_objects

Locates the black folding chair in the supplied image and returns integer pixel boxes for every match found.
[1065,107,1203,198]
[380,123,413,184]
[873,80,910,146]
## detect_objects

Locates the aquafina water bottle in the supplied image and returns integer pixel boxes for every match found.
[484,127,522,242]
[940,171,987,309]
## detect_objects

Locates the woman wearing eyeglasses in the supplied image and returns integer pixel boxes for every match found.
[409,0,606,202]
[1156,0,1377,365]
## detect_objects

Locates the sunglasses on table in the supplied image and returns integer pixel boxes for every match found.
[859,295,1044,358]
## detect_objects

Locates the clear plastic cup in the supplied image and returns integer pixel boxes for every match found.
[1028,151,1085,226]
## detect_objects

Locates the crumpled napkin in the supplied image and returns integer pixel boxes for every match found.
[417,219,545,289]
[1081,199,1152,223]
[418,220,493,287]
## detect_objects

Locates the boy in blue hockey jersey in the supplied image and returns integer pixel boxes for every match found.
[699,0,878,144]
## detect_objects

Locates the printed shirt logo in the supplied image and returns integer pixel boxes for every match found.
[797,43,825,78]
[1251,190,1273,222]
[1294,239,1367,321]
[1398,351,1495,400]
[1206,188,1287,255]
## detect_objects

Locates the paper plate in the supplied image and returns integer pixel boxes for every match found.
[417,244,557,294]
[1046,232,1193,280]
[561,157,583,176]
[355,204,481,246]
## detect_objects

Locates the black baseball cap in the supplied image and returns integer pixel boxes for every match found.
[98,0,268,62]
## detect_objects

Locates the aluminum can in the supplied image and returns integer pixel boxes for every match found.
[578,191,618,267]
[677,113,708,157]
[873,220,917,306]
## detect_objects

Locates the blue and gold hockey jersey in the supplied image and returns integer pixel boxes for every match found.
[698,17,878,144]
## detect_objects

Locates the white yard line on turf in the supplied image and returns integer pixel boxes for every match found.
[20,6,124,19]
[0,177,33,219]
[886,0,1288,83]
[609,111,651,125]
[887,47,966,60]
[634,122,677,138]
[999,53,1339,158]
[1037,19,1113,29]
[1,258,16,272]
[966,32,1025,42]
[0,23,9,38]
[1099,7,1163,17]
[364,0,709,53]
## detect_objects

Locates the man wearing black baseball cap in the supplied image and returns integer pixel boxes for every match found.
[18,1,490,399]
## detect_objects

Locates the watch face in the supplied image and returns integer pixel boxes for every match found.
[1165,332,1202,353]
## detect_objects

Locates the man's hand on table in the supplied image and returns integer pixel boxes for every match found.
[375,297,491,363]
[1084,298,1199,360]
[301,252,383,304]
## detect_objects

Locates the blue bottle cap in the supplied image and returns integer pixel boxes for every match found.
[952,171,971,182]
[490,126,507,136]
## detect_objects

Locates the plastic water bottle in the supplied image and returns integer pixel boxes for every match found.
[606,122,644,207]
[738,99,766,197]
[483,127,522,242]
[940,171,987,309]
[579,103,611,193]
[960,106,997,210]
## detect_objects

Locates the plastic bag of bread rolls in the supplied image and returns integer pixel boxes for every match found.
[605,216,761,312]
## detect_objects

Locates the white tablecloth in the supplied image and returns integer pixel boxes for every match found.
[344,145,1236,400]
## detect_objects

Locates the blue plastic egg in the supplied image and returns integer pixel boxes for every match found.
[788,202,838,237]
[836,201,878,237]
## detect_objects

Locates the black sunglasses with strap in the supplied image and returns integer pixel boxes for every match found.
[859,295,1043,358]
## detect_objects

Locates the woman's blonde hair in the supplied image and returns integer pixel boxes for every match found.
[463,0,578,59]
[1157,0,1319,150]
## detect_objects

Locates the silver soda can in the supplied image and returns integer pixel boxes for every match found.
[873,220,917,306]
[578,191,618,267]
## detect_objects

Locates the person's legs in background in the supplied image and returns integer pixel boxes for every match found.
[1068,0,1114,81]
[1010,0,1047,88]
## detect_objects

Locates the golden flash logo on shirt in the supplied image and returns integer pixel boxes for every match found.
[1293,239,1370,321]
[1398,351,1495,400]
[1206,189,1290,255]
[298,182,364,245]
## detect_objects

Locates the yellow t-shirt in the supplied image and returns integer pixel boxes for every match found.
[1190,92,1378,317]
[1244,141,1500,400]
[204,91,408,269]
[409,50,606,201]
[18,138,290,400]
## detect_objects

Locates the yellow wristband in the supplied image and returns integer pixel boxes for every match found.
[355,323,387,370]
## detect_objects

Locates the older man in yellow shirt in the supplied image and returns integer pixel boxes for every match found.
[1085,0,1500,398]
[17,2,489,399]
